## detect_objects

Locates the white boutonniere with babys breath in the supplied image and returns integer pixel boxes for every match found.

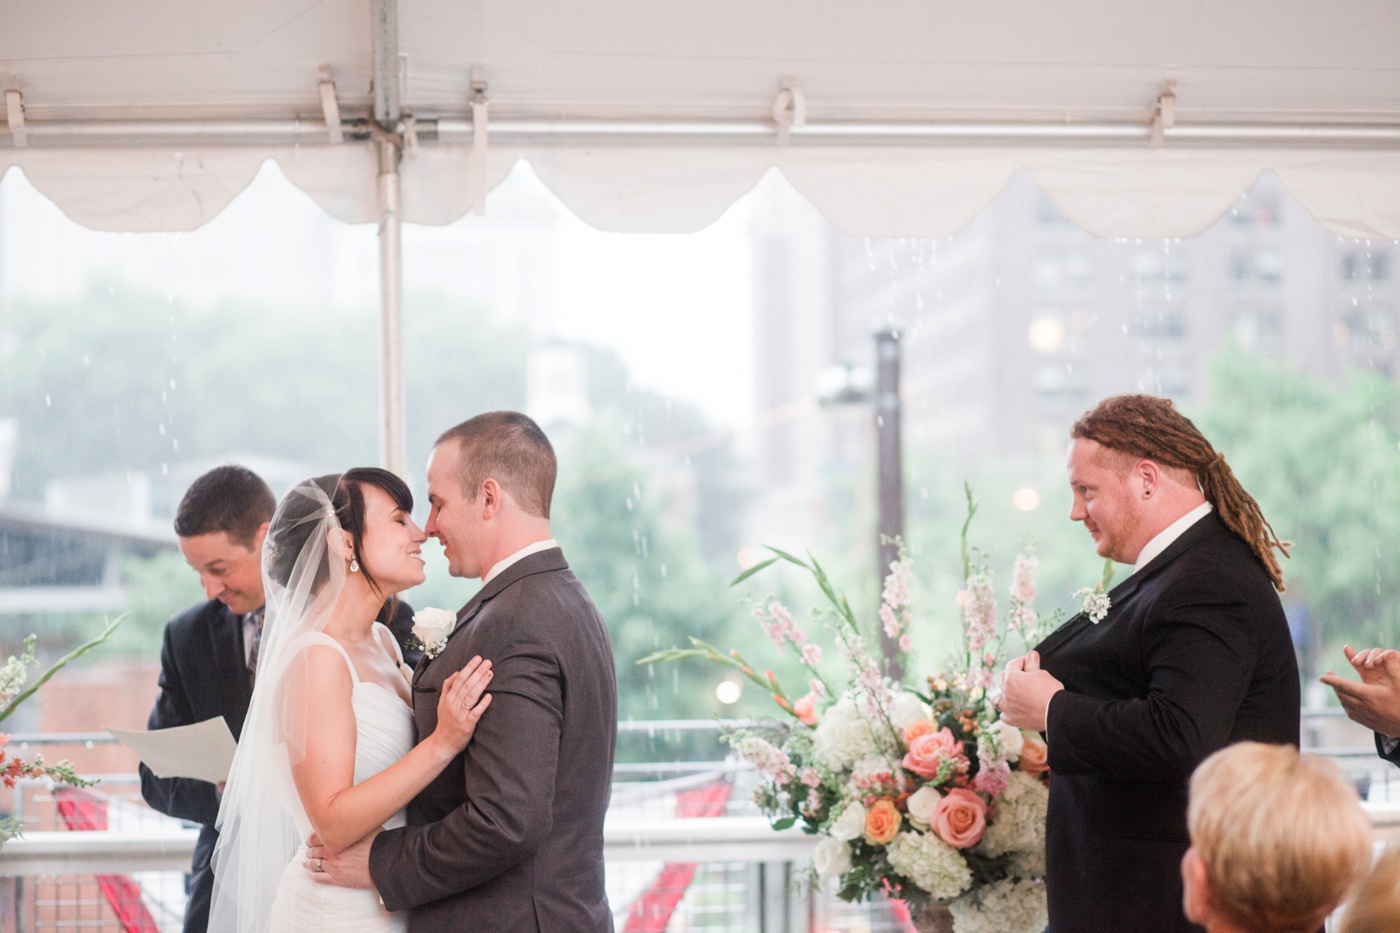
[411,607,456,659]
[1073,559,1116,624]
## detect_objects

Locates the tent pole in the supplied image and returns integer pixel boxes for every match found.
[371,0,406,476]
[377,137,406,477]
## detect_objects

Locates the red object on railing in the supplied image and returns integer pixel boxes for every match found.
[53,787,160,933]
[622,780,734,932]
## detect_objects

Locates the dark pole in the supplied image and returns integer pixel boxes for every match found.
[875,329,904,677]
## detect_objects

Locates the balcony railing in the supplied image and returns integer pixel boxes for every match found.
[0,715,1392,932]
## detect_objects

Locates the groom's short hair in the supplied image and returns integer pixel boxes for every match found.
[437,412,557,519]
[1188,742,1370,933]
[174,465,276,549]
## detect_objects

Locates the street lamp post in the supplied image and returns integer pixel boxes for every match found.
[874,329,904,678]
[816,331,906,674]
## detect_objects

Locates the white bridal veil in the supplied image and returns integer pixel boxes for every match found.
[209,475,348,933]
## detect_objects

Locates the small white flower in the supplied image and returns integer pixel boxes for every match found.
[988,719,1024,762]
[905,785,940,831]
[888,691,933,734]
[1073,587,1111,624]
[813,834,853,880]
[412,607,456,659]
[829,800,866,842]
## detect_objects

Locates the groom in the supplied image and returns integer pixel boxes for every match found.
[310,411,617,931]
[999,395,1300,933]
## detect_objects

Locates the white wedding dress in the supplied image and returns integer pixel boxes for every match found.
[267,631,414,933]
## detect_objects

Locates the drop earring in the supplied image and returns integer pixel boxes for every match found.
[350,558,360,573]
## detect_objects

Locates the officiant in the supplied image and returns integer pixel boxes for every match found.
[998,395,1301,933]
[140,465,276,933]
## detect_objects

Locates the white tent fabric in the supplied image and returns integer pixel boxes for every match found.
[2,0,1399,237]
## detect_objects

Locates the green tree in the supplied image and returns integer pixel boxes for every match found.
[1192,352,1400,675]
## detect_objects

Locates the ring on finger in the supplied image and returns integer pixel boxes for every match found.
[316,857,325,873]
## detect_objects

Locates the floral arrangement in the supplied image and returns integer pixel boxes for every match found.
[0,618,122,844]
[640,495,1056,933]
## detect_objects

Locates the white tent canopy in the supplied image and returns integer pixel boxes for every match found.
[3,0,1399,238]
[4,0,1399,470]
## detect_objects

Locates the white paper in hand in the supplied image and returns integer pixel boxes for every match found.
[108,717,238,784]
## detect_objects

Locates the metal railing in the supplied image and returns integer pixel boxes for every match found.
[0,715,1394,932]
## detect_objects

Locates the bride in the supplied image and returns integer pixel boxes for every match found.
[209,470,492,932]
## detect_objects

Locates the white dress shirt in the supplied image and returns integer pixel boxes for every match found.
[1133,501,1213,574]
[483,538,559,585]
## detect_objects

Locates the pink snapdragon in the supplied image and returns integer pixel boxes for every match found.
[972,758,1010,797]
[961,570,999,690]
[733,735,797,783]
[754,599,810,655]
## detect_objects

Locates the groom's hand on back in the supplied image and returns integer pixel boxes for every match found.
[305,831,379,890]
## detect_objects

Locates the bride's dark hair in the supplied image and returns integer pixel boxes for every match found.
[268,469,414,596]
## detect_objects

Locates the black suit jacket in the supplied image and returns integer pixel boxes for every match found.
[140,599,254,933]
[1036,512,1300,933]
[369,548,618,932]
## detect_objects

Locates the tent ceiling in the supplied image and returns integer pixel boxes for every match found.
[2,0,1398,237]
[6,0,1399,125]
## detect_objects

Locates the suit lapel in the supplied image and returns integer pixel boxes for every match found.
[412,547,568,684]
[1038,512,1227,655]
[216,604,255,738]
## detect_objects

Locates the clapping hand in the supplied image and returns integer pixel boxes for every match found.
[997,650,1064,732]
[1321,645,1400,737]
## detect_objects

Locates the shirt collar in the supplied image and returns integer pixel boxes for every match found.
[1133,502,1212,575]
[483,538,559,585]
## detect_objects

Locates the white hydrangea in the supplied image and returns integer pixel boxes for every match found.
[886,831,972,901]
[812,834,852,880]
[888,690,933,734]
[812,695,880,770]
[975,771,1048,862]
[828,800,866,842]
[1008,847,1046,880]
[949,877,1048,933]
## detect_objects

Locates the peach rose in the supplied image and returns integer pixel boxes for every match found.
[931,788,987,849]
[863,798,902,846]
[1019,731,1049,776]
[904,719,937,745]
[792,692,821,726]
[902,727,967,780]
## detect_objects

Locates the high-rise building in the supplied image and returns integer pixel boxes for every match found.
[748,171,1398,533]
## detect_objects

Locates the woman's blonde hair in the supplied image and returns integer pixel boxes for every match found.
[1188,742,1372,933]
[1339,847,1400,933]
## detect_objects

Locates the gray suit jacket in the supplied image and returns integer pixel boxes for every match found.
[369,547,617,932]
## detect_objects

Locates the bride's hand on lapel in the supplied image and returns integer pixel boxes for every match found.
[425,657,494,757]
[998,651,1064,732]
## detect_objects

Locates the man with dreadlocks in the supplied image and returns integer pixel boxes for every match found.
[998,394,1301,933]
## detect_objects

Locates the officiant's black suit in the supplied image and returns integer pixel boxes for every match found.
[1036,512,1300,933]
[140,599,254,933]
[369,547,617,932]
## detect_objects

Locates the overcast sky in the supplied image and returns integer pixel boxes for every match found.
[0,161,757,431]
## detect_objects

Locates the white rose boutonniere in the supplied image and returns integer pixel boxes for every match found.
[1073,587,1111,624]
[411,607,456,659]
